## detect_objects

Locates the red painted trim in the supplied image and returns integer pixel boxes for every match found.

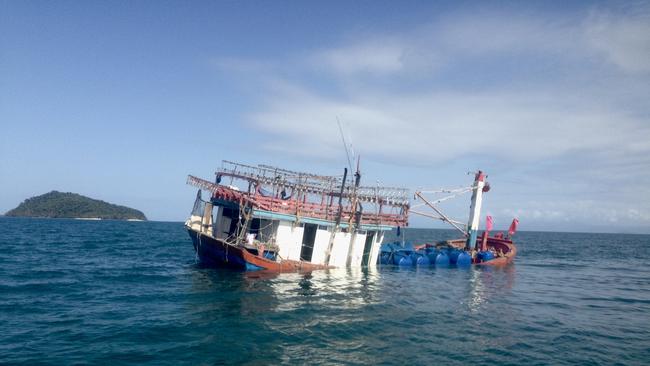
[240,246,334,272]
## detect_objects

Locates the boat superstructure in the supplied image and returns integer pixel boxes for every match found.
[185,161,410,271]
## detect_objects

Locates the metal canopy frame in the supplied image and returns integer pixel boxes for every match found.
[187,160,410,228]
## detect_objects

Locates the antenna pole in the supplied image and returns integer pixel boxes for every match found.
[325,167,348,266]
[337,117,354,174]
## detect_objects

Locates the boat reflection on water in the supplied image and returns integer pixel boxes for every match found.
[264,267,383,313]
[188,262,515,314]
[185,263,518,364]
[187,266,384,316]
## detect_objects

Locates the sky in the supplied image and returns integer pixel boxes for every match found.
[1,0,649,233]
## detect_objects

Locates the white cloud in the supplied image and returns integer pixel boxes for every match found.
[434,12,580,55]
[501,200,650,228]
[316,40,406,75]
[249,84,649,165]
[240,6,650,166]
[213,5,650,232]
[585,7,650,74]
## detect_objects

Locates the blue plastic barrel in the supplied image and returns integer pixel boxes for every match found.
[380,253,392,265]
[478,251,495,262]
[393,252,413,266]
[427,250,439,263]
[409,252,418,263]
[433,252,450,266]
[416,255,430,266]
[396,255,413,266]
[448,249,461,264]
[456,251,472,266]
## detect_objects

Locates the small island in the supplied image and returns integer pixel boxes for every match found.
[5,191,147,221]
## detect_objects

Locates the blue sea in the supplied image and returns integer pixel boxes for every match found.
[1,217,649,365]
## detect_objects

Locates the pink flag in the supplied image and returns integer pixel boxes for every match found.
[486,215,493,232]
[508,218,519,236]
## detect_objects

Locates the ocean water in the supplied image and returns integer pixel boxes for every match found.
[1,217,649,365]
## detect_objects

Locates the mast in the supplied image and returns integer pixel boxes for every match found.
[465,171,486,250]
[325,168,348,266]
[346,159,362,266]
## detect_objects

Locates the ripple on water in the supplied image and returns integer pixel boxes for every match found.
[0,218,649,365]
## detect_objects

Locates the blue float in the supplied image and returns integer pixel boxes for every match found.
[426,250,439,263]
[456,251,472,266]
[379,243,476,267]
[448,249,461,264]
[396,255,413,266]
[415,255,430,266]
[433,252,450,266]
[409,252,420,264]
[478,251,494,262]
[392,252,413,266]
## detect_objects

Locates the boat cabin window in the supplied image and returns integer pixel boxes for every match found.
[300,223,317,262]
[214,206,239,239]
[248,218,274,243]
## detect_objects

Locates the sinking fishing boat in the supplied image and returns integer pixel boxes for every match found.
[184,161,409,271]
[381,170,518,266]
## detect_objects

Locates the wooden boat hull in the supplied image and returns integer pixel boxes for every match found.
[476,238,517,266]
[430,236,517,266]
[187,227,332,272]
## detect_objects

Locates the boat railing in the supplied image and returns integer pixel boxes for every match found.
[215,172,410,207]
[218,161,410,205]
[229,188,407,227]
[187,174,409,227]
[221,160,344,186]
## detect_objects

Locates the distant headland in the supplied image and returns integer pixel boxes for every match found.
[4,191,147,221]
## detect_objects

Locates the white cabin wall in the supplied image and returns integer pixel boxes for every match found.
[348,233,367,267]
[310,227,330,265]
[202,203,213,236]
[329,231,352,267]
[289,225,305,260]
[247,215,392,268]
[369,232,385,266]
[275,221,303,261]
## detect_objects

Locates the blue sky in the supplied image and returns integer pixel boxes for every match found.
[1,1,649,233]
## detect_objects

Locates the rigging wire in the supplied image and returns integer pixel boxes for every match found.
[337,117,354,174]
